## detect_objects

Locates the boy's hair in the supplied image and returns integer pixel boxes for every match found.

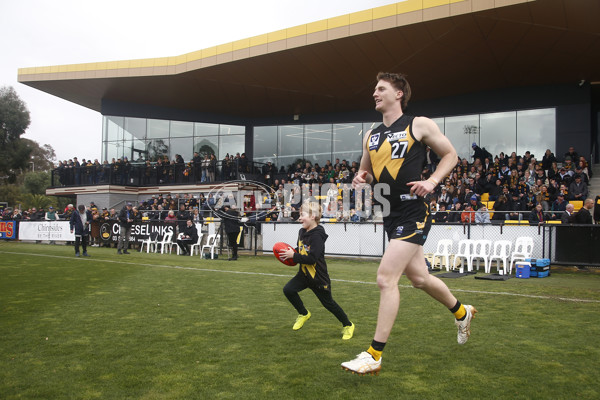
[301,201,322,224]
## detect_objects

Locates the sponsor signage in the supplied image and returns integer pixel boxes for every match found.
[18,221,74,241]
[0,220,17,239]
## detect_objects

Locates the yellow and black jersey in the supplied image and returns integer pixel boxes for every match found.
[291,225,331,290]
[367,115,426,211]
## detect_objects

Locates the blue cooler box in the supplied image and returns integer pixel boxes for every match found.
[516,262,531,278]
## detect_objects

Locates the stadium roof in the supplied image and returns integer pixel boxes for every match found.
[18,0,600,121]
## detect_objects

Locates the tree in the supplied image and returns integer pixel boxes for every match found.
[24,139,56,172]
[23,171,51,195]
[0,86,32,180]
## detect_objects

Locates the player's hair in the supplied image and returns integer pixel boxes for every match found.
[377,72,412,109]
[301,201,322,224]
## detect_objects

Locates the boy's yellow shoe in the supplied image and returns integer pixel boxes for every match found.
[292,311,311,330]
[341,323,355,340]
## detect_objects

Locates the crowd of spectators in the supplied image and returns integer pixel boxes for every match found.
[54,152,251,186]
[14,145,596,227]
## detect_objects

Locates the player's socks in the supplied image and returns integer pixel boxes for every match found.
[450,301,467,321]
[367,340,385,361]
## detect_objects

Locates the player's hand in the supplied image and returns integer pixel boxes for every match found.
[407,179,436,197]
[352,170,369,189]
[279,247,295,261]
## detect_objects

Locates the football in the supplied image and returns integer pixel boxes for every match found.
[273,242,297,266]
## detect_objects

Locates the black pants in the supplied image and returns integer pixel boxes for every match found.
[227,232,238,258]
[177,238,194,254]
[283,273,351,326]
[74,235,88,254]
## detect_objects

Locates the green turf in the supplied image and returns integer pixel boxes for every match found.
[1,241,599,399]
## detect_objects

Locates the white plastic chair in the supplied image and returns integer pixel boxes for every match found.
[489,240,512,275]
[432,239,453,271]
[156,232,174,254]
[470,240,492,272]
[509,236,534,274]
[200,234,220,259]
[188,233,204,256]
[452,239,475,273]
[140,232,160,253]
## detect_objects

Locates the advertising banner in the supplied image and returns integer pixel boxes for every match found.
[98,221,177,244]
[0,220,18,239]
[18,221,75,241]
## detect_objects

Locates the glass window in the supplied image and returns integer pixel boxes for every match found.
[444,115,480,160]
[147,119,170,139]
[517,109,555,160]
[219,135,245,159]
[278,125,304,170]
[332,123,362,165]
[105,141,122,161]
[146,139,169,161]
[194,122,219,137]
[170,137,194,162]
[194,136,218,158]
[170,120,193,138]
[304,124,332,167]
[480,112,516,161]
[220,124,245,135]
[104,116,124,142]
[123,117,146,141]
[254,126,278,164]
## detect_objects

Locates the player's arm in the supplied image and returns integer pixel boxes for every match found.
[352,130,375,188]
[407,117,458,197]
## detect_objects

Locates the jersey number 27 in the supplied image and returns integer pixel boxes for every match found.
[391,141,408,159]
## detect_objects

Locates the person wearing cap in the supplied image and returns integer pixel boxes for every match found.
[70,204,93,257]
[45,206,57,221]
[471,142,485,164]
[117,202,134,254]
[550,192,567,220]
[176,218,199,256]
[469,194,483,210]
[568,174,588,201]
[507,191,526,220]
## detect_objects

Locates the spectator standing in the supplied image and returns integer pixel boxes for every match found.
[574,199,594,224]
[561,203,575,224]
[69,204,92,257]
[117,203,134,254]
[221,205,241,261]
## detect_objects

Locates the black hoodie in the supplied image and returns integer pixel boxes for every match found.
[292,224,331,290]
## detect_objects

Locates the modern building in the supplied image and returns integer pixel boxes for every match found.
[18,0,599,204]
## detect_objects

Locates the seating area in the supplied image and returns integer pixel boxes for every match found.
[136,228,221,258]
[429,236,535,277]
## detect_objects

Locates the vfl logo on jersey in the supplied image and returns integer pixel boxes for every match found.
[369,133,380,150]
[395,226,404,236]
[387,130,408,142]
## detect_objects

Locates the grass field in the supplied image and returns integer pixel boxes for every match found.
[1,241,600,399]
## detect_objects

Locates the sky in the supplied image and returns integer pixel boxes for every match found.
[0,0,399,164]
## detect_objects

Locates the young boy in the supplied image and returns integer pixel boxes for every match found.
[279,201,354,340]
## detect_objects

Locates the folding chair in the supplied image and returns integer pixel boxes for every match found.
[201,234,220,259]
[452,239,475,273]
[140,231,159,253]
[156,232,174,254]
[188,233,204,256]
[508,236,534,274]
[432,239,453,271]
[489,240,512,274]
[470,240,492,272]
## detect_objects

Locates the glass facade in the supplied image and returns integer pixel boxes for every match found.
[102,107,555,169]
[102,117,245,162]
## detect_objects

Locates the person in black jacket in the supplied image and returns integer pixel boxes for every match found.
[279,201,354,340]
[221,204,241,261]
[70,204,93,257]
[117,203,134,254]
[176,218,199,255]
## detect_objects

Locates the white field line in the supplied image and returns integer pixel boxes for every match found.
[1,250,600,304]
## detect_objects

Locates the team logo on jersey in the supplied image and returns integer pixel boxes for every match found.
[395,226,404,236]
[369,133,380,150]
[387,130,407,142]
